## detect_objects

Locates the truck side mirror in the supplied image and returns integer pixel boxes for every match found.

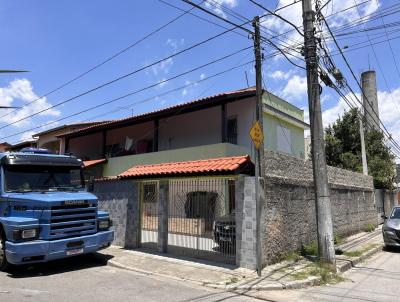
[381,214,388,220]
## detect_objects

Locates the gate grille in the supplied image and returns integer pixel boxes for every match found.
[140,181,159,249]
[168,178,236,264]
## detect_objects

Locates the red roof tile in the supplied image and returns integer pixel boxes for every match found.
[118,155,253,178]
[83,158,107,168]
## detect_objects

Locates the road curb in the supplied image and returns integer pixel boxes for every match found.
[337,244,383,273]
[105,243,383,291]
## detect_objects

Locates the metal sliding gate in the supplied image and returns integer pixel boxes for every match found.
[139,178,236,264]
[140,181,159,250]
[167,178,236,264]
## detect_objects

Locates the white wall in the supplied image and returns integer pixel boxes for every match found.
[226,97,256,151]
[106,122,154,147]
[69,132,103,160]
[158,106,221,151]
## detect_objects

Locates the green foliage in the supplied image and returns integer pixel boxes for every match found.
[324,108,396,189]
[280,250,301,262]
[291,262,344,284]
[301,241,318,256]
[363,223,376,233]
[333,233,343,245]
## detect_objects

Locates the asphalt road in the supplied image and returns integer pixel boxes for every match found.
[1,247,399,302]
[254,247,400,302]
[0,253,261,302]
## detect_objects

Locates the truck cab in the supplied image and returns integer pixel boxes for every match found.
[0,149,113,270]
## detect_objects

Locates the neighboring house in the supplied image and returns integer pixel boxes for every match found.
[32,122,105,154]
[0,142,11,152]
[8,140,37,152]
[58,87,309,178]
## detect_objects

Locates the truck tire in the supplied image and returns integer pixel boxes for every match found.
[0,232,9,271]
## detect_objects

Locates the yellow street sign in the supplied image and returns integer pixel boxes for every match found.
[250,120,264,149]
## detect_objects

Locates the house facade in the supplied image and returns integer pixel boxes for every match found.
[58,87,308,178]
[32,122,103,154]
[54,87,309,268]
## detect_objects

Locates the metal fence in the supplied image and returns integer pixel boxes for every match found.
[138,178,236,264]
[140,181,159,250]
[167,178,236,264]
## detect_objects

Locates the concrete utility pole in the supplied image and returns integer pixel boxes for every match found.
[252,16,266,277]
[359,109,368,175]
[302,0,336,269]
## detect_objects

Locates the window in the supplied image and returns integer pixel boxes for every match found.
[143,183,157,203]
[277,124,292,154]
[4,165,84,192]
[227,117,238,144]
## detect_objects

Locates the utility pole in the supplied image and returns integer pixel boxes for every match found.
[252,16,266,277]
[359,109,368,175]
[302,0,336,269]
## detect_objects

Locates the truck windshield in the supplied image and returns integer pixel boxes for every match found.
[4,165,84,192]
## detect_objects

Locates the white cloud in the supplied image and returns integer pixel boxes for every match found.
[200,73,206,80]
[19,131,36,141]
[166,38,184,53]
[150,57,173,76]
[282,75,307,101]
[268,69,295,80]
[260,0,381,60]
[204,0,238,18]
[0,79,60,128]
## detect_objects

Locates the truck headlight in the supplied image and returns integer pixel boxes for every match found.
[98,218,112,231]
[13,228,38,241]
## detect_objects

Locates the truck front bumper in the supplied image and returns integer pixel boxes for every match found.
[5,230,114,265]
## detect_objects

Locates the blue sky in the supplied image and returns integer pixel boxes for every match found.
[0,0,399,150]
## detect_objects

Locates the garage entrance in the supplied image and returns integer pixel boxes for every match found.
[138,178,236,264]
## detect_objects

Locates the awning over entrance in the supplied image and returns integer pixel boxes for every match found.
[83,158,107,168]
[118,155,254,179]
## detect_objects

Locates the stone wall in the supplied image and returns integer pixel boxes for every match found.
[93,179,140,248]
[262,151,377,265]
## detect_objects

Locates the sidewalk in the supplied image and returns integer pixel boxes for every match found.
[98,225,383,291]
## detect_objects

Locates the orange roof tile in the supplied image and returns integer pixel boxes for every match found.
[118,155,253,178]
[83,158,107,168]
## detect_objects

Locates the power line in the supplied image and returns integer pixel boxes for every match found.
[0,47,252,141]
[0,20,252,131]
[248,0,304,37]
[0,1,202,120]
[319,10,400,151]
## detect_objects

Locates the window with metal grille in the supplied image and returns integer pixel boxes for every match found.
[227,117,237,144]
[143,183,157,203]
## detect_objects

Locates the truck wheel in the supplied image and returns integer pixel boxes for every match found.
[0,233,9,271]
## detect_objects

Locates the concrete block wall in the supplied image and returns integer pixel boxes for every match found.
[93,179,140,248]
[262,150,377,265]
[235,176,257,269]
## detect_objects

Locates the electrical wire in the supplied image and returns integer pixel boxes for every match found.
[0,1,202,120]
[0,48,253,141]
[0,20,253,131]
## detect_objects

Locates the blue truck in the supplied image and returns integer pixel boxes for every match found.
[0,149,113,270]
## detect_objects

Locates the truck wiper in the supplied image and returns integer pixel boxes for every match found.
[47,186,79,192]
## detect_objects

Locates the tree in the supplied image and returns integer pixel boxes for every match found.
[324,108,395,189]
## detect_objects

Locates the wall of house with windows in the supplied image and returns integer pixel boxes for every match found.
[263,113,306,159]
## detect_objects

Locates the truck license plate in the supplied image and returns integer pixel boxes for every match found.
[66,248,83,255]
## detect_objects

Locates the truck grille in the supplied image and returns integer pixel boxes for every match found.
[50,203,97,240]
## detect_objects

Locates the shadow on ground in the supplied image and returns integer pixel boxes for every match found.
[5,252,113,279]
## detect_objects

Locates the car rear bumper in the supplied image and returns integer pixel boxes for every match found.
[5,230,114,265]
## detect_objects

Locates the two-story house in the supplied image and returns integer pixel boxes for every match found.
[58,87,308,178]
